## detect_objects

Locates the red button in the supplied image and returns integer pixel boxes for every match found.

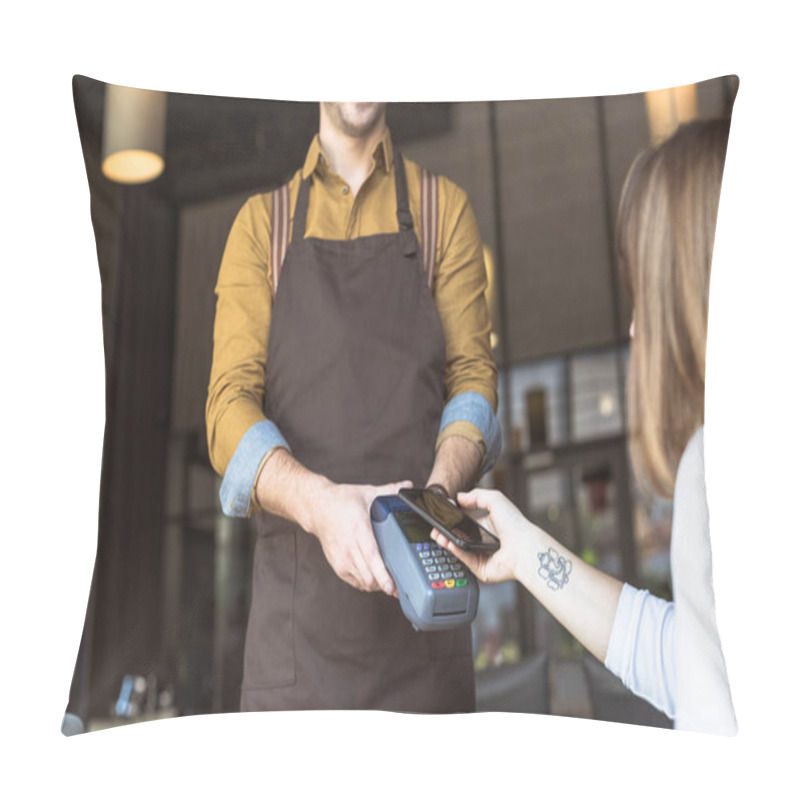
[431,581,445,590]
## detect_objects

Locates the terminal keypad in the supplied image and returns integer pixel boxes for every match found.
[415,542,469,589]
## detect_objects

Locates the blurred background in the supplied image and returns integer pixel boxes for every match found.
[66,74,737,733]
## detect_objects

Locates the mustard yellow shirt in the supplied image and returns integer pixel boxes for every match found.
[206,128,498,496]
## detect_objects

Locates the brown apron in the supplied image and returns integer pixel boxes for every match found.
[240,155,475,712]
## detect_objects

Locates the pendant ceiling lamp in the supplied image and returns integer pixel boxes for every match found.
[645,84,697,145]
[102,83,167,184]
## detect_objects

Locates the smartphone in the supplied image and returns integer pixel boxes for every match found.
[398,488,500,553]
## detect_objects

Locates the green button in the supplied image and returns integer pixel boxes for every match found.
[456,578,468,587]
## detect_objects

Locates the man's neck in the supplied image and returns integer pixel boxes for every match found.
[318,118,386,197]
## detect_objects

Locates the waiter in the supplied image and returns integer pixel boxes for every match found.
[206,102,500,712]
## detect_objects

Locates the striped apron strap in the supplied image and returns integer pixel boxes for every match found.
[270,182,291,297]
[419,166,438,290]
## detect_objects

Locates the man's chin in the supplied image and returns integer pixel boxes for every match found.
[327,102,387,138]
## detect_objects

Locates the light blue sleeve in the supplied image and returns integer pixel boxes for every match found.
[218,420,291,518]
[439,390,503,474]
[604,583,677,719]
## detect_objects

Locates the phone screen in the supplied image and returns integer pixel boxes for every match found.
[398,488,500,552]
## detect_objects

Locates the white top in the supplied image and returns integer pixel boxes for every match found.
[604,427,737,735]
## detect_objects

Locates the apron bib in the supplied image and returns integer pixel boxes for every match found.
[241,155,475,712]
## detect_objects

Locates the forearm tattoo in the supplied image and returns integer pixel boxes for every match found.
[537,547,571,590]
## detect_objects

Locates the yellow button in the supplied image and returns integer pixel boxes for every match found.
[445,579,455,589]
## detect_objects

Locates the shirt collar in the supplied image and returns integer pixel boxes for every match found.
[374,127,394,172]
[301,127,395,180]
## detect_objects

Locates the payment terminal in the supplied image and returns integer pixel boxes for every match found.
[370,494,479,631]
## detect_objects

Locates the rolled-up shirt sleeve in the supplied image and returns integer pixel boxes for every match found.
[604,582,676,719]
[437,392,502,473]
[206,194,291,518]
[433,177,501,473]
[218,422,289,517]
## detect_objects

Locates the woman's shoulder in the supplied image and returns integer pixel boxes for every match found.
[675,426,705,495]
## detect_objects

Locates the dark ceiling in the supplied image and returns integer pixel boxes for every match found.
[72,75,453,205]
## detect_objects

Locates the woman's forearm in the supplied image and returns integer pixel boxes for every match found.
[513,525,624,662]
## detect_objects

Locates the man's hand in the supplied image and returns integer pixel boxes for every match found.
[308,480,412,596]
[254,448,410,596]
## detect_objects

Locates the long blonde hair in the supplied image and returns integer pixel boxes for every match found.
[617,118,731,498]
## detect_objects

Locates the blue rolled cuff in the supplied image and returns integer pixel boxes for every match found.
[439,391,503,474]
[219,420,291,518]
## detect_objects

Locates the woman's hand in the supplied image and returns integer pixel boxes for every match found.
[430,488,535,584]
[434,488,625,665]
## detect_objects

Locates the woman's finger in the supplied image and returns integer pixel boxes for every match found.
[431,531,481,574]
[456,489,491,511]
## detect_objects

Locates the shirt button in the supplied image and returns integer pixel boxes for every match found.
[342,186,349,195]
